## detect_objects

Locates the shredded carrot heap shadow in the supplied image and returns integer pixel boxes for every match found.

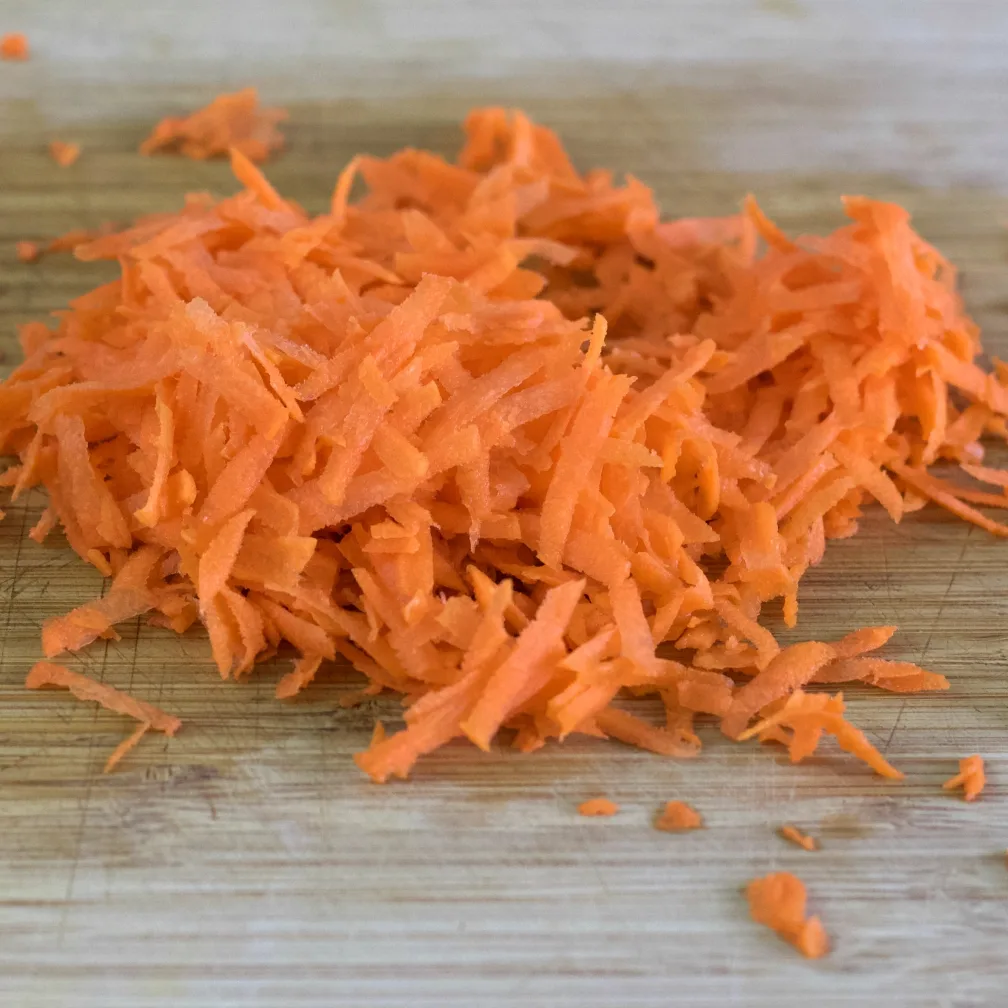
[2,107,1006,777]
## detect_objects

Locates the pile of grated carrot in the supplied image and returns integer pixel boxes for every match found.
[3,107,1006,785]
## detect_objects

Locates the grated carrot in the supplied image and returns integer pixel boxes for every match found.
[48,140,81,168]
[0,32,27,60]
[779,824,818,851]
[942,754,985,801]
[140,87,286,162]
[655,800,703,831]
[746,871,829,958]
[578,797,619,817]
[0,107,1000,782]
[15,240,39,263]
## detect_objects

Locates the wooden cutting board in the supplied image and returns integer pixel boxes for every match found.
[0,3,1006,1005]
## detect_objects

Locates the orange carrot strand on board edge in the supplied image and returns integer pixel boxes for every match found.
[578,797,619,817]
[0,105,996,784]
[942,755,985,801]
[746,871,829,959]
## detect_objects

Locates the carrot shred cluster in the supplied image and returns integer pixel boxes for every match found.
[2,106,1004,781]
[140,87,286,162]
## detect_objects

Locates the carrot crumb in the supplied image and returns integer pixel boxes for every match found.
[655,800,703,831]
[746,871,829,958]
[15,240,39,263]
[779,824,818,851]
[578,797,619,817]
[0,33,28,60]
[942,755,985,801]
[48,140,81,167]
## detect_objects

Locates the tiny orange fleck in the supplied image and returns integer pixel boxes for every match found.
[578,797,619,817]
[49,140,81,168]
[0,33,28,60]
[15,240,39,264]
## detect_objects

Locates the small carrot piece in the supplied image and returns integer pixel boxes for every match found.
[578,797,619,817]
[0,32,28,60]
[48,140,81,167]
[779,824,818,851]
[746,871,829,959]
[942,755,985,801]
[103,722,150,774]
[15,240,39,263]
[655,800,703,831]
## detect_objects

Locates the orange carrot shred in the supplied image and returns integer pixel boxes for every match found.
[0,32,28,60]
[103,722,151,774]
[140,88,286,162]
[942,754,985,801]
[655,800,703,831]
[26,662,181,737]
[779,824,818,851]
[578,797,619,817]
[746,871,829,958]
[0,107,996,786]
[48,140,80,168]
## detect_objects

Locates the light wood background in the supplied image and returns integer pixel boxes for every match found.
[0,2,1006,1005]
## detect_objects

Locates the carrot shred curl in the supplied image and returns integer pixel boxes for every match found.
[655,800,703,831]
[942,755,985,801]
[0,106,999,781]
[140,87,286,162]
[578,797,619,817]
[746,871,829,958]
[0,33,28,60]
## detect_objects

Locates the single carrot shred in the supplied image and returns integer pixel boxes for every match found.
[48,140,81,168]
[103,722,151,774]
[0,32,28,60]
[942,754,985,801]
[26,662,181,749]
[578,797,619,817]
[779,824,818,851]
[140,87,286,162]
[746,871,829,958]
[655,800,703,831]
[0,106,998,783]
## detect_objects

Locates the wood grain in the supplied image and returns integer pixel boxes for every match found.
[0,3,1006,1005]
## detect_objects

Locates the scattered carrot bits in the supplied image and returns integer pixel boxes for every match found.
[746,871,829,958]
[779,824,818,851]
[943,755,985,801]
[0,32,27,60]
[140,87,286,162]
[15,240,39,263]
[655,800,703,831]
[578,797,619,817]
[0,107,998,783]
[48,140,81,167]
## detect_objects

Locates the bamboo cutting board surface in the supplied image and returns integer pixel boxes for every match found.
[0,3,1006,1006]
